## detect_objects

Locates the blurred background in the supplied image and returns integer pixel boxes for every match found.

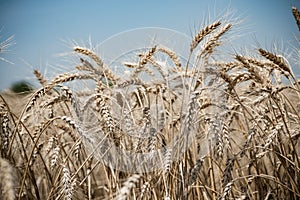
[0,0,300,91]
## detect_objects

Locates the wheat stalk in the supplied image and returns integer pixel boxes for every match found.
[33,69,47,86]
[158,46,182,67]
[258,48,291,73]
[74,46,104,67]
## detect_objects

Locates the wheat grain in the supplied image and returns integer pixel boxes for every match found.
[72,140,81,159]
[45,136,55,155]
[158,46,182,67]
[258,48,291,73]
[222,122,230,154]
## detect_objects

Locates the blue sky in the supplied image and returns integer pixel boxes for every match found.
[0,0,300,90]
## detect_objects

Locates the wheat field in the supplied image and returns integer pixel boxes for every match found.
[0,7,300,200]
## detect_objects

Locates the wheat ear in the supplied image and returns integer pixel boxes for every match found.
[158,46,182,67]
[61,165,74,200]
[116,174,140,200]
[1,111,10,158]
[200,23,232,57]
[190,20,221,52]
[74,46,119,84]
[33,69,47,86]
[95,83,115,135]
[292,7,300,31]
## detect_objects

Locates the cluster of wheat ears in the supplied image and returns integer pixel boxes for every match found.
[1,7,300,200]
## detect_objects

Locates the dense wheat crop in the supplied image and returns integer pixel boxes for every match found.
[1,7,300,200]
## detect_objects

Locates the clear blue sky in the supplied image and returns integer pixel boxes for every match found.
[0,0,300,90]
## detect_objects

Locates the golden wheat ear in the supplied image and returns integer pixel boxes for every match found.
[292,7,300,31]
[190,20,221,52]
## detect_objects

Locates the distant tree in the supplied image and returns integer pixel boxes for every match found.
[10,81,34,94]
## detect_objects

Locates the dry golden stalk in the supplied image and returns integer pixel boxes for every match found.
[73,46,103,67]
[77,57,100,75]
[117,77,143,88]
[33,70,47,86]
[258,48,291,73]
[292,7,300,31]
[146,57,168,78]
[51,72,95,87]
[26,72,94,112]
[95,83,115,135]
[190,20,221,52]
[74,47,120,83]
[220,70,233,85]
[210,61,241,71]
[123,62,138,68]
[158,46,182,67]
